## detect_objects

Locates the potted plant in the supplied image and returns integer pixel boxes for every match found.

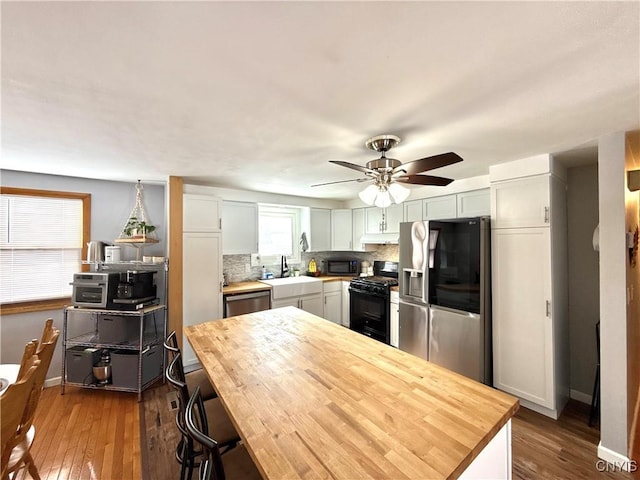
[123,216,156,239]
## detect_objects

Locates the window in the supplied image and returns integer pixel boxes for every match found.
[258,204,303,265]
[0,187,90,314]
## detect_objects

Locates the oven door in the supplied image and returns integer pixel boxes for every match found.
[349,287,390,345]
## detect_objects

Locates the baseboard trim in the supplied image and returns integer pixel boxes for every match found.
[570,389,592,405]
[44,376,61,388]
[597,442,633,472]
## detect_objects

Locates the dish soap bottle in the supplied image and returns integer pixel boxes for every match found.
[261,266,267,280]
[308,258,317,275]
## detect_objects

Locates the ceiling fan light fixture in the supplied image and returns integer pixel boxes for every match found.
[374,189,392,208]
[388,182,410,203]
[358,184,379,205]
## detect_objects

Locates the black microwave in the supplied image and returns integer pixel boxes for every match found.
[326,259,360,276]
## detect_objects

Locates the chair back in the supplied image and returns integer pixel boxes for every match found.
[185,386,225,480]
[166,352,192,432]
[17,340,38,380]
[18,327,60,437]
[164,331,187,383]
[1,356,40,476]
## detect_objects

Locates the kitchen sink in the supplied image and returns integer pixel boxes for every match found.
[259,276,323,299]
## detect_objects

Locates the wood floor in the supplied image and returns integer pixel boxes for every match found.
[29,386,141,480]
[28,384,638,479]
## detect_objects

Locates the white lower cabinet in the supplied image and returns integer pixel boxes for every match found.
[492,226,564,416]
[323,281,342,324]
[390,290,399,348]
[273,293,323,317]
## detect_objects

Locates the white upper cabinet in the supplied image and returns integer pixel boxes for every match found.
[403,200,423,222]
[310,208,331,252]
[352,208,366,252]
[222,201,258,254]
[183,194,221,232]
[365,204,403,233]
[457,189,490,218]
[491,176,551,229]
[424,195,457,220]
[331,209,353,251]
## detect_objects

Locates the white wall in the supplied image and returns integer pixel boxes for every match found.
[0,170,167,381]
[597,133,629,462]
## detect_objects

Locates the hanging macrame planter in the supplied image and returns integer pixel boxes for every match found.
[116,180,158,244]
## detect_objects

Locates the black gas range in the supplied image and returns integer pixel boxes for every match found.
[349,261,398,344]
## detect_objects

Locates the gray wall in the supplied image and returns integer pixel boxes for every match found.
[567,164,600,398]
[598,133,628,460]
[0,170,166,382]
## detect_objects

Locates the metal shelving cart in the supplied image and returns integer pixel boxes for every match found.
[61,260,168,401]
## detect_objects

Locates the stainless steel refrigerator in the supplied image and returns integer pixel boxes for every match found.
[398,217,492,385]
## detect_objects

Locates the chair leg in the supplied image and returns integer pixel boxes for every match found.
[589,365,600,427]
[25,452,41,480]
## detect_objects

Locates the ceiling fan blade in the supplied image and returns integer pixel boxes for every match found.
[329,160,377,175]
[395,175,454,186]
[393,152,463,175]
[311,178,369,187]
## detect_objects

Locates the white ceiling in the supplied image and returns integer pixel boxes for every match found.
[2,1,638,201]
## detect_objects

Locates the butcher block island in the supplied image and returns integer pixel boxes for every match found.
[185,307,519,479]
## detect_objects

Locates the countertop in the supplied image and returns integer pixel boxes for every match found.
[186,306,519,479]
[223,276,353,294]
[223,281,272,295]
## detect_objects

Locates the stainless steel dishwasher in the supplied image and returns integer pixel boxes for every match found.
[223,290,271,318]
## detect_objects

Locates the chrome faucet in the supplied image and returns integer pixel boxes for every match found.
[281,255,290,278]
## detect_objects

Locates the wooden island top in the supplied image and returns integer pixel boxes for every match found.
[185,306,519,479]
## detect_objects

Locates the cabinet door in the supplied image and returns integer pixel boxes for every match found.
[183,232,222,366]
[183,194,221,232]
[310,208,331,252]
[300,294,323,317]
[365,207,383,234]
[331,209,352,251]
[424,195,457,220]
[403,200,423,222]
[385,204,403,233]
[272,298,300,309]
[352,208,366,251]
[341,281,350,327]
[492,227,554,409]
[491,176,550,229]
[457,189,490,218]
[323,290,341,324]
[222,201,258,254]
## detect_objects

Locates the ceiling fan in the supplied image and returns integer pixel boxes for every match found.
[312,134,463,207]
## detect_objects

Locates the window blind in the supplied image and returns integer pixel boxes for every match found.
[0,194,83,303]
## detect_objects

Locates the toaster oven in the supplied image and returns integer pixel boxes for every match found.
[71,272,120,309]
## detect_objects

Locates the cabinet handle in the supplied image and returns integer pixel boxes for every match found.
[544,207,550,224]
[220,281,223,292]
[546,300,551,317]
[219,218,222,230]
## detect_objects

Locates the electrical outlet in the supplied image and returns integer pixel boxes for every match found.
[250,253,261,267]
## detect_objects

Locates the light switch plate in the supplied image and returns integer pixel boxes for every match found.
[250,253,261,267]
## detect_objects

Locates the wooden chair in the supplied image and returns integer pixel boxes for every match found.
[166,352,240,480]
[164,331,218,401]
[4,322,60,480]
[1,355,40,479]
[185,386,261,480]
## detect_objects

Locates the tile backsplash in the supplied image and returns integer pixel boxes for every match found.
[223,245,399,283]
